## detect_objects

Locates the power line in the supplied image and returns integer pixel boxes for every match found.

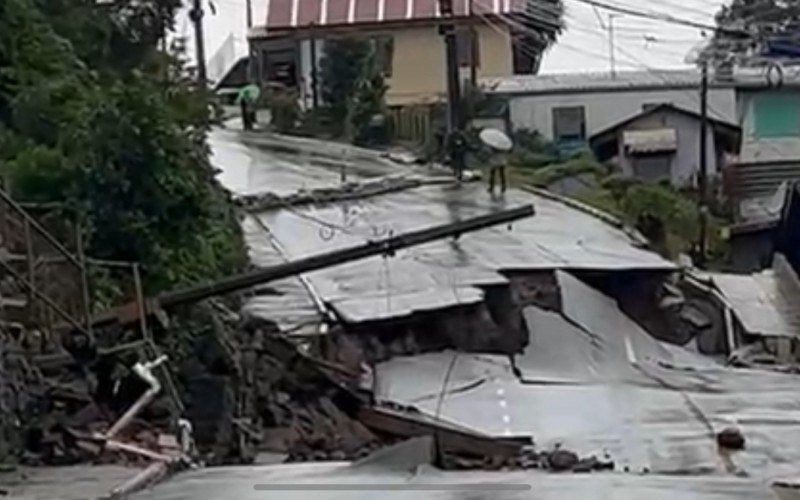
[630,0,719,21]
[479,5,628,66]
[499,7,683,65]
[472,4,543,62]
[565,0,744,35]
[481,3,791,166]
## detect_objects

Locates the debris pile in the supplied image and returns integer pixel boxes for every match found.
[233,315,383,462]
[234,176,452,212]
[0,329,37,463]
[439,443,614,472]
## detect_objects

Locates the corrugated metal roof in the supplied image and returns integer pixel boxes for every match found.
[483,69,703,95]
[623,128,677,154]
[262,0,526,30]
[483,68,800,96]
[733,157,800,202]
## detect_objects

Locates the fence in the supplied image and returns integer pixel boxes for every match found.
[388,104,438,148]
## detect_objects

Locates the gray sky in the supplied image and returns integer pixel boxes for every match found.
[186,0,726,77]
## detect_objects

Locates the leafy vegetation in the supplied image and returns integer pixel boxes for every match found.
[318,37,389,144]
[709,0,800,62]
[0,0,245,298]
[500,130,724,260]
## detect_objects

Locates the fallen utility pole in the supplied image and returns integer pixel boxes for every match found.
[97,204,535,327]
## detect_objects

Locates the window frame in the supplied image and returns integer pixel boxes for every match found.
[552,106,587,142]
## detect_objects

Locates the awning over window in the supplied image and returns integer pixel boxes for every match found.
[623,128,677,154]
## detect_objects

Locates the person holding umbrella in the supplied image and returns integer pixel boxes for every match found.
[236,83,261,131]
[478,127,513,194]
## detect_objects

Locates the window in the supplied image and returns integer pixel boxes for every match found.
[632,155,671,183]
[455,30,479,68]
[754,93,800,138]
[552,106,586,141]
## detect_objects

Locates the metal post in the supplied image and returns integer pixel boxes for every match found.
[23,218,35,316]
[698,61,709,266]
[133,263,149,344]
[190,0,207,86]
[439,0,463,178]
[245,0,255,83]
[310,30,320,110]
[245,0,253,28]
[75,222,93,340]
[133,263,184,416]
[0,179,8,247]
[443,26,462,135]
[608,14,617,79]
[468,0,478,90]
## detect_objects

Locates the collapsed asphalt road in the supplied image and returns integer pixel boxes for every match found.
[127,126,800,500]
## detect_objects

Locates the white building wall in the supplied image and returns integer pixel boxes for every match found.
[615,111,718,187]
[506,87,737,140]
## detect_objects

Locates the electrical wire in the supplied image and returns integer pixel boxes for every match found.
[565,0,744,35]
[474,2,613,63]
[610,43,793,160]
[486,5,791,164]
[514,6,707,62]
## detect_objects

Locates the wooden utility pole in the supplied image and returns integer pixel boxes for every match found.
[90,205,535,328]
[246,0,256,84]
[698,61,709,265]
[468,0,478,89]
[190,0,207,86]
[438,0,464,178]
[310,26,320,110]
[592,9,620,78]
[608,14,618,78]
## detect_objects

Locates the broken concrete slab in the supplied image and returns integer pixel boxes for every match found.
[371,271,800,479]
[131,455,777,500]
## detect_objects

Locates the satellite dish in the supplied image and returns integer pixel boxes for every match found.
[479,128,513,152]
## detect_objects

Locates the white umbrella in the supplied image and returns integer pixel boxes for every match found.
[479,128,513,152]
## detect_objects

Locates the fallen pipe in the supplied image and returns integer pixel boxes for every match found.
[107,462,170,499]
[104,440,174,463]
[90,355,194,499]
[106,355,168,439]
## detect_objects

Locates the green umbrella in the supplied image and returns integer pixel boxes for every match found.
[236,83,261,105]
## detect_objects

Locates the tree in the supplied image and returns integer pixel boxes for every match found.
[707,0,800,63]
[0,0,244,298]
[319,37,387,141]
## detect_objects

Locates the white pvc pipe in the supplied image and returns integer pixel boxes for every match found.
[106,356,168,439]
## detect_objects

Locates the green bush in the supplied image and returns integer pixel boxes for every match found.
[0,0,245,296]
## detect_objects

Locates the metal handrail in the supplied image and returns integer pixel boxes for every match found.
[0,257,90,336]
[0,185,92,336]
[0,187,83,269]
